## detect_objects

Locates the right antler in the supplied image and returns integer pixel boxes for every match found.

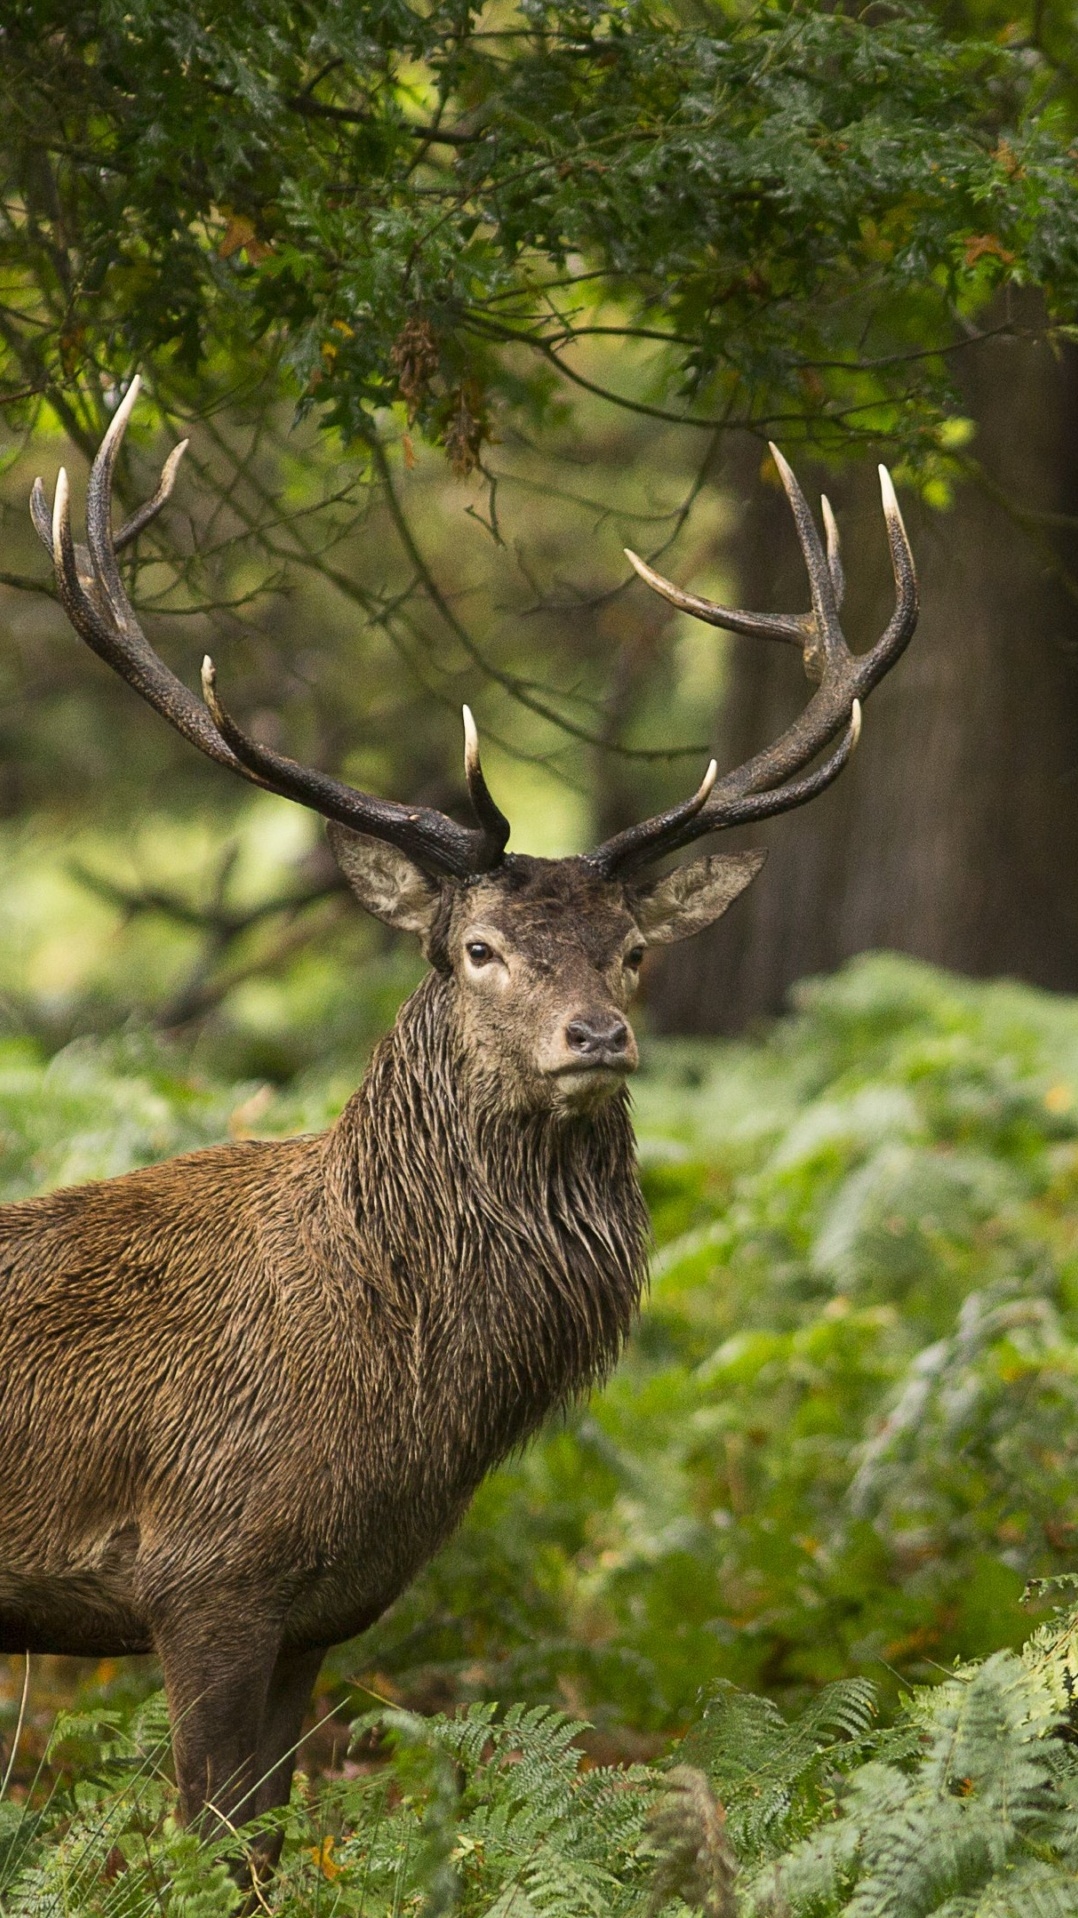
[31,378,510,880]
[588,447,917,878]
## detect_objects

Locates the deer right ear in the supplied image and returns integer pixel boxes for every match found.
[326,822,444,947]
[629,848,767,945]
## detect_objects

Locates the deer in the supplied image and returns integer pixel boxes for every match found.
[0,379,916,1865]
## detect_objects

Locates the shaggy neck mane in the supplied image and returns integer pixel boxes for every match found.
[325,972,649,1473]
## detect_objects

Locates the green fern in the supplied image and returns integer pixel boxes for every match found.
[10,1616,1078,1915]
[314,1700,656,1918]
[645,1767,738,1918]
[738,1647,1078,1917]
[677,1678,877,1857]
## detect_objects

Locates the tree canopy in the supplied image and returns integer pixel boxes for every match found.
[3,0,1078,478]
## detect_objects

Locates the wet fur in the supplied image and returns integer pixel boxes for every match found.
[0,947,648,1831]
[0,844,765,1852]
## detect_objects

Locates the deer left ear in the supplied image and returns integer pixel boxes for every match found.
[326,821,444,947]
[630,850,766,946]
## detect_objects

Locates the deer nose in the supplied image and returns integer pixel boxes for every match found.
[564,1014,630,1061]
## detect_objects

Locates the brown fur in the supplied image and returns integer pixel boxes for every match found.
[0,845,761,1848]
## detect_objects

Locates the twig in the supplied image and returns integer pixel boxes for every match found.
[0,1654,31,1802]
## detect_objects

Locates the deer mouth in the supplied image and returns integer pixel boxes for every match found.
[552,1054,634,1077]
[548,1055,637,1105]
[547,1057,634,1110]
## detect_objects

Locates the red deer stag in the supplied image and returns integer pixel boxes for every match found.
[0,380,916,1856]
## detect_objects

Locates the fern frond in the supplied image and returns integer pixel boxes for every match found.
[932,1859,1078,1917]
[680,1676,877,1856]
[646,1766,738,1918]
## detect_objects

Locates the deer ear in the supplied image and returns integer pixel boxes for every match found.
[327,822,444,945]
[630,849,766,946]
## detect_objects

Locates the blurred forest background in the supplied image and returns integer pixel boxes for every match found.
[8,0,1078,1909]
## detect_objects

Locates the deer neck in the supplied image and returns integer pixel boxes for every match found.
[325,971,649,1462]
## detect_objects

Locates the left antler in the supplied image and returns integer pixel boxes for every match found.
[588,447,917,879]
[31,377,510,879]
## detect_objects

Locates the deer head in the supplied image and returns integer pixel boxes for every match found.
[32,378,917,1113]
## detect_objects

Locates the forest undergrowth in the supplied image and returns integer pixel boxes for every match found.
[6,951,1078,1912]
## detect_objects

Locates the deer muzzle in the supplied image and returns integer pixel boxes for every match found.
[547,1011,639,1094]
[564,1013,633,1066]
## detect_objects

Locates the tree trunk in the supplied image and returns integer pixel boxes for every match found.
[649,324,1078,1034]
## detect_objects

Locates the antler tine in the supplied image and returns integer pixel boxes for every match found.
[40,398,243,772]
[621,448,848,674]
[30,476,52,553]
[874,465,918,678]
[766,443,844,684]
[198,660,506,875]
[594,711,861,880]
[462,706,511,855]
[693,460,916,805]
[820,495,844,609]
[686,700,861,835]
[590,457,917,879]
[114,438,190,551]
[33,426,188,570]
[30,409,187,562]
[591,759,718,879]
[622,546,806,649]
[85,376,152,627]
[36,381,512,879]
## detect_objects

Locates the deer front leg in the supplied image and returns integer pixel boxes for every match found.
[244,1644,325,1879]
[254,1644,324,1815]
[155,1608,281,1840]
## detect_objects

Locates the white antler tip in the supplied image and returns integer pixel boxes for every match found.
[767,441,794,483]
[700,758,718,800]
[624,548,672,594]
[462,703,480,768]
[162,439,190,482]
[103,375,142,452]
[878,465,899,516]
[850,698,862,750]
[51,467,69,541]
[200,655,216,695]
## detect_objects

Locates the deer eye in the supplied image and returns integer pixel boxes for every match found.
[625,945,645,970]
[465,940,496,967]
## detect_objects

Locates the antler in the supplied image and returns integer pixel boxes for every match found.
[31,378,509,879]
[33,391,913,886]
[589,445,917,879]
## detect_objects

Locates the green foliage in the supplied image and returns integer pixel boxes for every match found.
[8,1606,1078,1913]
[307,1702,656,1918]
[734,1635,1078,1916]
[4,0,1078,469]
[8,1,1078,950]
[0,1032,251,1199]
[678,1679,878,1858]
